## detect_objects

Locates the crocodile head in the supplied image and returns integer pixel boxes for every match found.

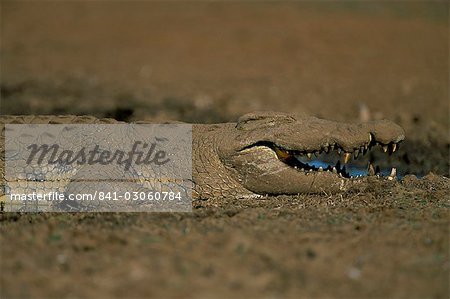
[217,111,405,195]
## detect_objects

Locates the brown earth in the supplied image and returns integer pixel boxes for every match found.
[0,2,449,298]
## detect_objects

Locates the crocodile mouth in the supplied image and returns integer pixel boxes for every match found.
[250,135,401,179]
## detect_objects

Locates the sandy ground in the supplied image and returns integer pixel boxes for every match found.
[1,2,449,298]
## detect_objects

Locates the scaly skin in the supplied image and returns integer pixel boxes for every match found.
[1,112,405,200]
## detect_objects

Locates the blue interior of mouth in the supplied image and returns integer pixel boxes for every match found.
[307,159,398,178]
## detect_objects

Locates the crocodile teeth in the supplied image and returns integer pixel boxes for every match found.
[343,153,351,164]
[390,167,397,177]
[369,133,372,143]
[368,163,375,176]
[283,137,399,178]
[389,143,397,154]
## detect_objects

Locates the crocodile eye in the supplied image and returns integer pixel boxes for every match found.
[236,111,295,130]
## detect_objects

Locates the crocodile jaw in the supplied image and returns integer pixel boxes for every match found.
[227,146,357,195]
[225,140,403,195]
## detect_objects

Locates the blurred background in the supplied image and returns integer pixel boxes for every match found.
[1,1,448,176]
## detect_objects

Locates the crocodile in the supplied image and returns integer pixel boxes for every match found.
[1,111,405,200]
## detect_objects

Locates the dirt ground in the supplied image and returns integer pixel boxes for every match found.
[1,2,449,298]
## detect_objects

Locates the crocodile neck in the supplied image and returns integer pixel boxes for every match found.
[192,124,254,200]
